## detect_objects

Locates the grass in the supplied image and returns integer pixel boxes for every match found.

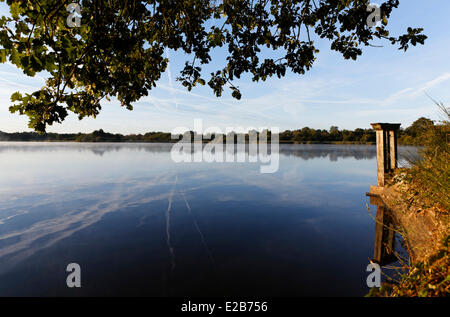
[402,101,450,212]
[367,236,449,297]
[369,101,449,297]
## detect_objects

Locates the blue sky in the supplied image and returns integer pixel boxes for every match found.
[1,0,449,134]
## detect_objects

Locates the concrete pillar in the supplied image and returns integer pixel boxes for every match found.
[371,123,401,187]
[389,129,398,170]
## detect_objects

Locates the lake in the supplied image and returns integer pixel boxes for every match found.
[0,143,414,296]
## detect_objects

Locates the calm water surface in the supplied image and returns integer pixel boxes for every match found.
[0,143,414,296]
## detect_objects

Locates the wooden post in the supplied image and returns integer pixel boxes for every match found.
[371,123,401,189]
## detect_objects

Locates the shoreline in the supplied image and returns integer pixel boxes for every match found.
[367,178,448,297]
[372,183,448,264]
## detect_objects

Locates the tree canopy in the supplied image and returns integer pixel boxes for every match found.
[0,0,427,132]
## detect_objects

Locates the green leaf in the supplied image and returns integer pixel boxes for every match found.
[0,49,6,63]
[10,91,22,102]
[10,2,21,19]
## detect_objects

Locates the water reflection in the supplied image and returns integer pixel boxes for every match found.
[0,143,415,296]
[0,142,372,158]
[0,142,418,161]
[368,195,398,266]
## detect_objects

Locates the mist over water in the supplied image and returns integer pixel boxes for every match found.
[0,143,416,296]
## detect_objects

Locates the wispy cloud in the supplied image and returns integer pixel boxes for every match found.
[411,72,450,97]
[165,48,179,110]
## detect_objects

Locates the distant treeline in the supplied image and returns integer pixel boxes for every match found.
[0,130,174,143]
[0,117,435,145]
